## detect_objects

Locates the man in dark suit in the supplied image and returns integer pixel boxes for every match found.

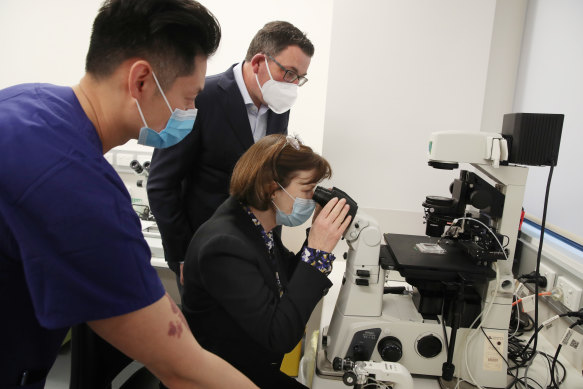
[147,21,314,295]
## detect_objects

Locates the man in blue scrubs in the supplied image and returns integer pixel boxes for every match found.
[0,1,257,388]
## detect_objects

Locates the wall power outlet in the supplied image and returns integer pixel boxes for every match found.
[556,276,583,311]
[538,262,557,292]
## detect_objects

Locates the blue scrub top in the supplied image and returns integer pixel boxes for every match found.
[0,84,165,387]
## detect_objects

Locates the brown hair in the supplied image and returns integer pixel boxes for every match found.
[230,134,331,210]
[244,21,314,61]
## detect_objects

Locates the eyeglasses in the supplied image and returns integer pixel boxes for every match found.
[273,134,303,180]
[266,54,308,87]
[282,134,302,151]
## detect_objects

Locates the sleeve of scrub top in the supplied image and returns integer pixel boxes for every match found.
[196,234,332,355]
[5,154,164,329]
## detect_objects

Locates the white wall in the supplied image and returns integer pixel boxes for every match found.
[321,0,526,233]
[513,0,583,244]
[0,1,101,88]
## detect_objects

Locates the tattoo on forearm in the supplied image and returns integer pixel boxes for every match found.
[166,294,189,338]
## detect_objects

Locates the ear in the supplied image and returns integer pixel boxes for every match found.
[127,60,154,100]
[269,181,279,198]
[250,53,266,74]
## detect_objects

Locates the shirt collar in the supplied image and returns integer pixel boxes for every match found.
[233,61,255,107]
[240,202,274,252]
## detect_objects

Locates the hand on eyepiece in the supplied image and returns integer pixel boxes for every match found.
[308,197,351,253]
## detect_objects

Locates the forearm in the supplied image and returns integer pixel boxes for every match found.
[162,347,257,389]
[89,293,257,389]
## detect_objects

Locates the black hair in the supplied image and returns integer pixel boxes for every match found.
[86,0,221,88]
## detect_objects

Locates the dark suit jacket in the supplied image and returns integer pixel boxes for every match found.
[182,197,332,388]
[147,64,290,263]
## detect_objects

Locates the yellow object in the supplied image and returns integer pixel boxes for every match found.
[62,328,72,346]
[303,330,319,387]
[281,338,303,377]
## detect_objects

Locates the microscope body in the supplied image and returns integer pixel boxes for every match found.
[318,132,530,388]
[321,210,453,379]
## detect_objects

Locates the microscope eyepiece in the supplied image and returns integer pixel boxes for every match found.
[142,161,151,172]
[312,187,333,207]
[130,160,143,174]
[313,186,358,224]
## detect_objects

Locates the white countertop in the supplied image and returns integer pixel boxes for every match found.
[140,220,168,268]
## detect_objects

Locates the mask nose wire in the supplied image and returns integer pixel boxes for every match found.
[151,71,173,114]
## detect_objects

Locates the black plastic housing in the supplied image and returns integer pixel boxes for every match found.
[313,186,358,223]
[502,113,564,167]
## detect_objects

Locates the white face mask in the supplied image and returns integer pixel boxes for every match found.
[255,56,298,114]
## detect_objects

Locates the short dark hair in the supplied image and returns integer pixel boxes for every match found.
[245,21,314,61]
[86,0,221,88]
[230,134,331,210]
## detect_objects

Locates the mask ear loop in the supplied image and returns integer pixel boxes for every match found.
[151,71,173,114]
[255,55,275,91]
[135,100,149,128]
[271,184,294,216]
[264,55,275,80]
[277,182,295,201]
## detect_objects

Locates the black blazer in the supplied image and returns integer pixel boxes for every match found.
[147,64,289,263]
[182,197,331,388]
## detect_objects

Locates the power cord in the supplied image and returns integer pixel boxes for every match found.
[506,309,583,388]
[548,319,583,389]
[530,165,555,363]
[452,218,503,389]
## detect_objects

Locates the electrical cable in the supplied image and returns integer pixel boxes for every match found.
[512,292,552,307]
[517,309,582,368]
[548,320,583,388]
[463,261,500,389]
[506,321,571,389]
[529,166,555,363]
[443,216,505,389]
[436,165,556,387]
[510,283,525,340]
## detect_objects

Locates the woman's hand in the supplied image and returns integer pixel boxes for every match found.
[308,197,352,253]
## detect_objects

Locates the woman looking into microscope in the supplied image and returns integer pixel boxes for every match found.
[181,134,351,388]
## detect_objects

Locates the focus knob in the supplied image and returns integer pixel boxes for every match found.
[416,334,442,358]
[377,336,402,362]
[332,357,343,371]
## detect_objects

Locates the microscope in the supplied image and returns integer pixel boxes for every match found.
[129,159,154,221]
[314,113,563,388]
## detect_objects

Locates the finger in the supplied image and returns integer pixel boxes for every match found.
[333,203,351,226]
[326,198,347,221]
[339,214,352,232]
[312,203,322,221]
[319,197,339,217]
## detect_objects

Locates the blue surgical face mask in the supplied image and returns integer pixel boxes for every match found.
[272,183,316,227]
[135,71,197,148]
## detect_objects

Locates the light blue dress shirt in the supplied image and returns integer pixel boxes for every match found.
[233,62,270,143]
